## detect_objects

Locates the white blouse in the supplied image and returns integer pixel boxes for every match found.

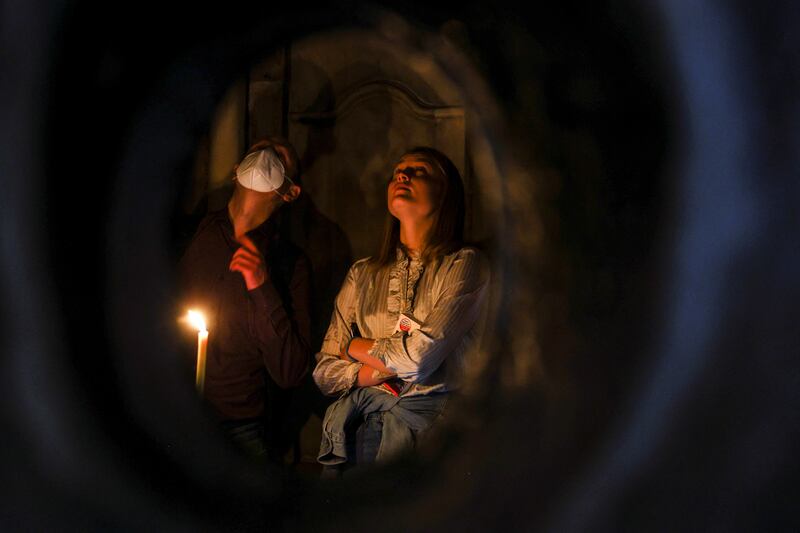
[312,246,490,397]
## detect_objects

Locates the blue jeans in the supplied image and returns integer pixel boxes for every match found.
[356,412,384,464]
[318,387,448,469]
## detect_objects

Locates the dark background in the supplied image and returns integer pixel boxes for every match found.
[1,0,798,530]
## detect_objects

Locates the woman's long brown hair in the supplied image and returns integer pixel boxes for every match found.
[371,147,465,271]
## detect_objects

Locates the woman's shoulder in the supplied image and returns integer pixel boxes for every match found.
[441,246,490,280]
[445,245,488,264]
[346,256,375,280]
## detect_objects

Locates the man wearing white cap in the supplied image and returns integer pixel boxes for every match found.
[179,137,311,460]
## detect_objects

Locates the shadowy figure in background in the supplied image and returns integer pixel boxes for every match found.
[178,137,311,462]
[313,147,489,476]
[260,60,356,468]
[267,184,353,467]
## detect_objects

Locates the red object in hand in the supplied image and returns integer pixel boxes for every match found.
[379,379,403,397]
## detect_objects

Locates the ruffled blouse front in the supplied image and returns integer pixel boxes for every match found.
[312,246,489,397]
[386,247,424,315]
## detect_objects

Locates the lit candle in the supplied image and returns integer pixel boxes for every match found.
[187,310,208,394]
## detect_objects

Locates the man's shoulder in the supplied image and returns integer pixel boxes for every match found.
[195,208,229,234]
[182,209,228,247]
[179,209,228,261]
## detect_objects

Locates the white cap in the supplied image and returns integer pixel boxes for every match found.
[234,147,287,192]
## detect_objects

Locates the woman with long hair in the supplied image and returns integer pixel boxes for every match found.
[312,146,489,472]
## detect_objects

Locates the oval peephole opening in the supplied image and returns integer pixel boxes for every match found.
[109,8,515,528]
[107,3,671,529]
[181,25,508,468]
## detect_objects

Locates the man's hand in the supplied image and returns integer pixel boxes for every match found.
[229,234,267,290]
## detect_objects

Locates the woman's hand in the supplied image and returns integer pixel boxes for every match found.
[343,337,396,376]
[356,365,396,387]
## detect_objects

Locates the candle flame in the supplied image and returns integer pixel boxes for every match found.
[186,310,207,332]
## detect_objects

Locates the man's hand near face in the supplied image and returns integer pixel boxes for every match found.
[229,234,267,290]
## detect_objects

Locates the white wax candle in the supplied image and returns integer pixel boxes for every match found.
[187,310,208,395]
[196,329,208,394]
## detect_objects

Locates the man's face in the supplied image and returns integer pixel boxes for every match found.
[237,138,300,204]
[245,139,297,182]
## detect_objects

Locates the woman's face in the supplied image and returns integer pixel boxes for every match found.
[388,154,444,221]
